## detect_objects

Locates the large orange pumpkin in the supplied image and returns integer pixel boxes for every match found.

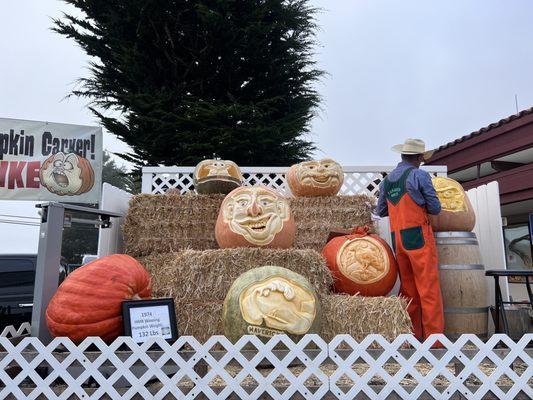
[39,152,95,196]
[46,254,151,343]
[429,177,476,232]
[215,185,295,249]
[322,226,398,296]
[287,159,343,197]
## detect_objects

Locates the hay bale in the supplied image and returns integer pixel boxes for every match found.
[125,193,375,257]
[141,248,333,302]
[290,195,375,252]
[174,299,224,341]
[321,294,412,341]
[124,193,225,257]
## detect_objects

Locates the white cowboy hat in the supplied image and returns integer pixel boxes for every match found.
[391,138,434,160]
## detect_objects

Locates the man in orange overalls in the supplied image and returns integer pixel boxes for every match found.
[376,138,444,340]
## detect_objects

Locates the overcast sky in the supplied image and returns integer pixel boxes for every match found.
[2,0,533,253]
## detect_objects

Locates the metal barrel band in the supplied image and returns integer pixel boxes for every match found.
[434,232,477,239]
[436,239,478,245]
[439,264,485,270]
[444,306,489,314]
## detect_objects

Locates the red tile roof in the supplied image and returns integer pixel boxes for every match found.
[435,107,533,151]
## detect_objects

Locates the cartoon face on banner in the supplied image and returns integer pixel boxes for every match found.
[239,277,317,335]
[39,152,95,196]
[287,158,344,196]
[432,177,468,212]
[216,186,295,248]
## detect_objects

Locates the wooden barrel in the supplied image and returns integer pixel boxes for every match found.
[435,232,488,339]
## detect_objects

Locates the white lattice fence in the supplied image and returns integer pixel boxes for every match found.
[141,166,448,195]
[1,330,531,399]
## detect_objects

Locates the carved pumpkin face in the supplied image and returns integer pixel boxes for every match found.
[430,177,476,232]
[215,185,295,248]
[287,158,343,196]
[39,152,95,196]
[240,276,316,335]
[432,177,467,212]
[193,159,243,194]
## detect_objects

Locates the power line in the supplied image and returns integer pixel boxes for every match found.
[0,219,40,227]
[0,214,40,220]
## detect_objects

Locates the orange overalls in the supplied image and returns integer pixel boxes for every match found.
[382,168,444,339]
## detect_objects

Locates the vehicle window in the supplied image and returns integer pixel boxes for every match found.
[0,259,35,288]
[0,271,35,288]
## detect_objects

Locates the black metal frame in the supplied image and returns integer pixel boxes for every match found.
[122,298,179,343]
[485,269,533,335]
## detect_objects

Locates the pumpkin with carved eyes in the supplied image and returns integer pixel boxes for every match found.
[39,152,95,196]
[215,186,295,249]
[223,266,320,342]
[429,177,476,232]
[193,159,243,194]
[322,226,398,296]
[287,159,344,197]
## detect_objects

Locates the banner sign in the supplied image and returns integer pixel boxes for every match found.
[0,118,102,203]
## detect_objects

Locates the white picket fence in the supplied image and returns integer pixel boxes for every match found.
[141,165,448,195]
[1,324,532,400]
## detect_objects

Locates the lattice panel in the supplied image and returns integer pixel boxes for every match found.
[143,167,447,195]
[0,331,531,399]
[0,323,30,338]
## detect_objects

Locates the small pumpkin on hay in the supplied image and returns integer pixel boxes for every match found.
[287,158,344,197]
[46,254,151,343]
[193,159,243,194]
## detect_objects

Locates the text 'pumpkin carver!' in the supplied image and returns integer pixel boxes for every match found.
[215,185,295,248]
[287,158,344,197]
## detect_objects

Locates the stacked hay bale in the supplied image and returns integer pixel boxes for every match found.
[124,187,411,342]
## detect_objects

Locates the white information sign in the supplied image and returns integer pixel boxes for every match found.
[129,305,173,342]
[0,117,102,203]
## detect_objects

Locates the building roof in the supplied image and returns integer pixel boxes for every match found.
[435,107,533,152]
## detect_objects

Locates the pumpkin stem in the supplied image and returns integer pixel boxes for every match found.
[350,225,370,235]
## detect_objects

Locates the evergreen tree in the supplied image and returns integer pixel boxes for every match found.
[54,0,323,167]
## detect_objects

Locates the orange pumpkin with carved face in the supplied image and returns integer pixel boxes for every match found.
[215,186,295,249]
[322,226,398,296]
[39,152,95,196]
[287,159,344,197]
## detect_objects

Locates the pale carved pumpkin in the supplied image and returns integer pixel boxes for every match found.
[322,226,398,296]
[39,152,95,196]
[430,177,476,232]
[215,185,295,248]
[193,159,243,194]
[223,266,320,342]
[287,158,344,197]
